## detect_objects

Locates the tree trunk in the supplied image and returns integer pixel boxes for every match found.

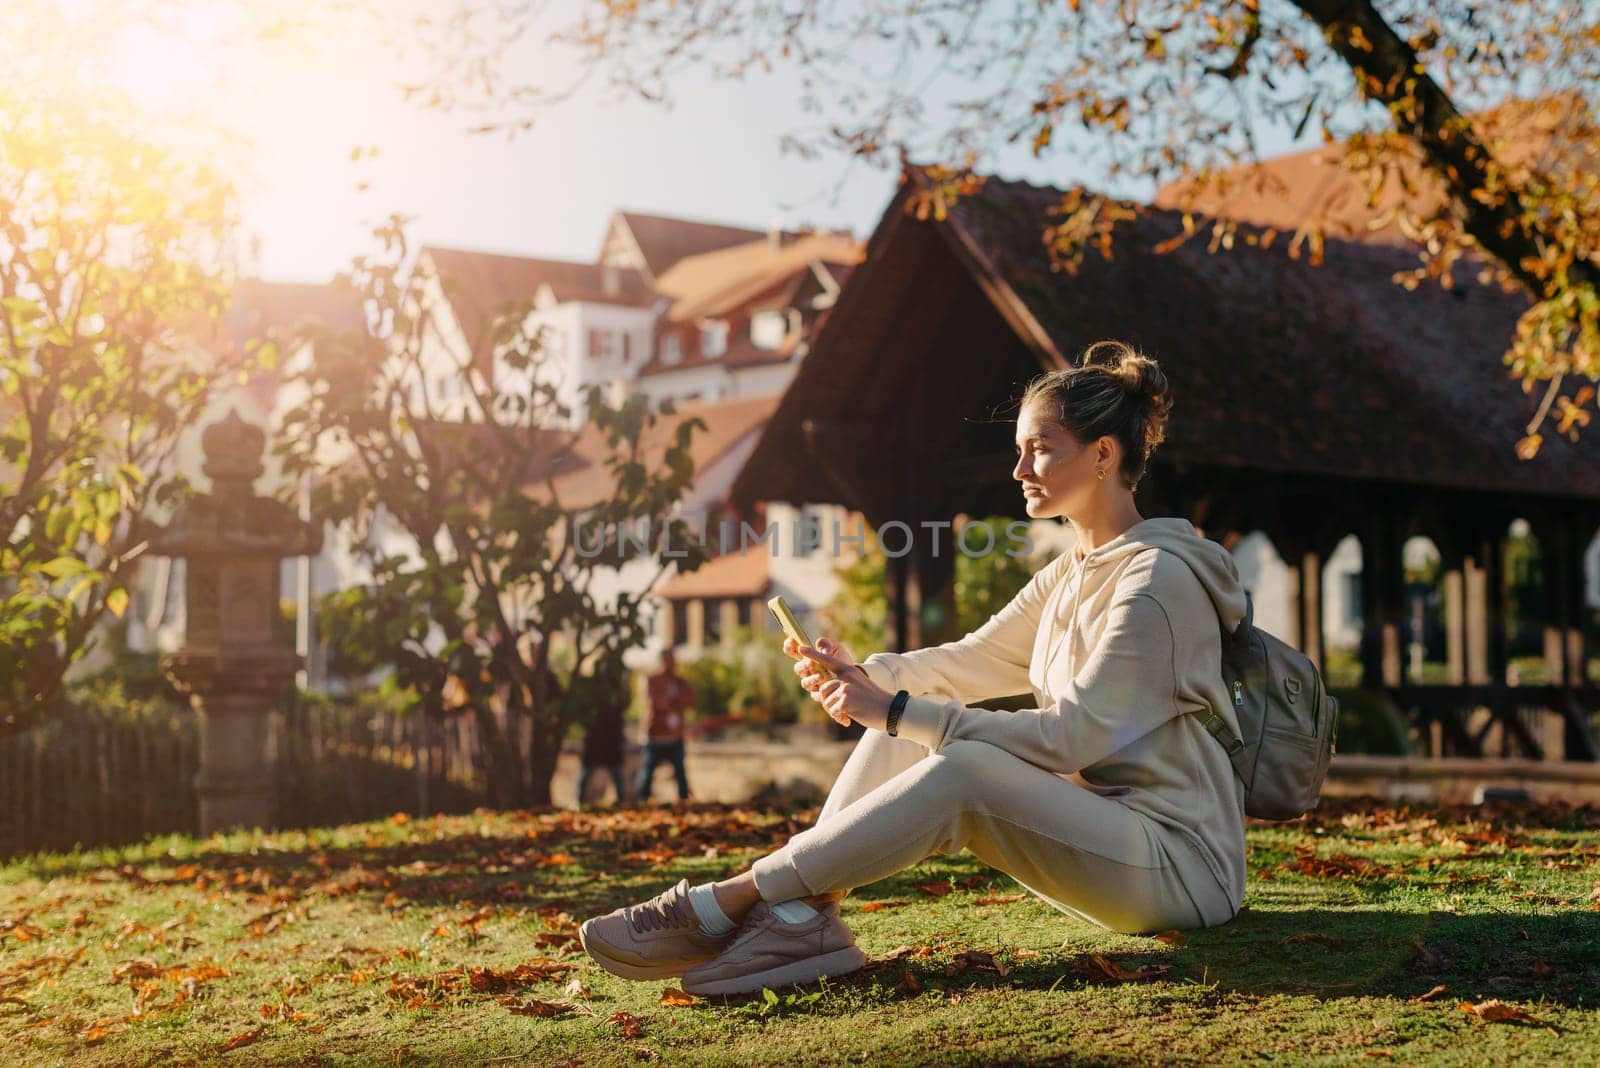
[472,704,527,809]
[1287,0,1600,297]
[526,714,562,810]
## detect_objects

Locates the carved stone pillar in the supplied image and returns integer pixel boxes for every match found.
[151,411,321,834]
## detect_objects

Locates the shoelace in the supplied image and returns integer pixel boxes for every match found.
[626,893,690,933]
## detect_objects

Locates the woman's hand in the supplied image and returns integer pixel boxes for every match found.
[783,636,893,731]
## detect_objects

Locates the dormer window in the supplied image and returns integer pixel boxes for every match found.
[699,319,728,359]
[749,308,788,350]
[660,333,683,365]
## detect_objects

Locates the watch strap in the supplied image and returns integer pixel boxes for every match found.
[886,690,910,736]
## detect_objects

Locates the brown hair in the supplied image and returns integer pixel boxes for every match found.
[1019,340,1172,491]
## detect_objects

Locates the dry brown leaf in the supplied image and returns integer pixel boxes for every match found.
[1152,930,1188,947]
[857,900,908,912]
[500,997,575,1017]
[562,978,591,1000]
[1458,999,1555,1034]
[914,881,952,898]
[658,987,696,1007]
[1013,948,1040,960]
[893,968,922,996]
[608,1010,646,1039]
[110,958,162,983]
[1279,932,1345,948]
[972,895,1027,906]
[957,875,988,889]
[1410,983,1450,1002]
[219,1025,266,1051]
[1086,954,1169,983]
[1531,959,1555,979]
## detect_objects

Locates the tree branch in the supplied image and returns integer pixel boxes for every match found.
[1288,0,1600,298]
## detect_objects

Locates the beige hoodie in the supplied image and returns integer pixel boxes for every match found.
[858,517,1250,908]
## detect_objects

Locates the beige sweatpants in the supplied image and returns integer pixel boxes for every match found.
[749,732,1238,935]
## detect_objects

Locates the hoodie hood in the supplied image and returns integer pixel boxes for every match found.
[1074,517,1248,634]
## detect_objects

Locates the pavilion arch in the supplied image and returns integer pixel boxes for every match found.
[1321,534,1364,688]
[1228,530,1293,644]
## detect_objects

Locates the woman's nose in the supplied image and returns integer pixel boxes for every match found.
[1012,454,1030,480]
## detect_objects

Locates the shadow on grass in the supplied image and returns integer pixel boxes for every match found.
[954,908,1600,1011]
[9,802,814,919]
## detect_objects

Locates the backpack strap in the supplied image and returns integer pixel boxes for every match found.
[1198,709,1245,756]
[1197,590,1252,758]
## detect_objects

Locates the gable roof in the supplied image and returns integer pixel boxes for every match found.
[611,212,769,278]
[527,393,780,510]
[656,547,771,599]
[1154,93,1599,243]
[652,232,863,323]
[421,246,651,354]
[734,167,1600,511]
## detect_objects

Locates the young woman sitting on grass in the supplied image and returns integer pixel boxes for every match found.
[579,340,1249,996]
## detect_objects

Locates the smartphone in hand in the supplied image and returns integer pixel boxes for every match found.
[767,595,833,680]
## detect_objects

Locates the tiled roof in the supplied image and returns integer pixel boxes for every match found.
[422,246,651,354]
[527,393,780,510]
[1154,93,1598,243]
[615,212,768,277]
[734,168,1600,508]
[657,547,771,599]
[652,233,863,322]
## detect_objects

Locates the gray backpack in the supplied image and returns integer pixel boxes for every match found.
[1193,593,1339,820]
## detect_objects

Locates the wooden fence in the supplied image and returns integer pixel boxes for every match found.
[0,696,490,860]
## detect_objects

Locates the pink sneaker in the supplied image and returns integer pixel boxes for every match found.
[681,901,866,996]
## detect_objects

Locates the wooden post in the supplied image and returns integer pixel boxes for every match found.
[1443,566,1466,685]
[1359,516,1404,688]
[685,599,706,649]
[1486,529,1509,685]
[1299,549,1324,671]
[1465,549,1491,686]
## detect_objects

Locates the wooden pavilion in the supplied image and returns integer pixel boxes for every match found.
[729,168,1600,761]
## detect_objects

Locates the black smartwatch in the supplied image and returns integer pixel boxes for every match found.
[886,690,910,736]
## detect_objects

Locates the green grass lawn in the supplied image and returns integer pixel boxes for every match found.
[2,799,1598,1066]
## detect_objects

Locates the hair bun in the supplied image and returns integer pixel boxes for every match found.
[1081,340,1169,407]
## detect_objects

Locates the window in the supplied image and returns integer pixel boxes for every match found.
[750,308,787,350]
[703,598,723,644]
[699,319,728,358]
[660,333,682,365]
[587,328,621,361]
[672,599,689,645]
[734,599,751,629]
[622,331,634,364]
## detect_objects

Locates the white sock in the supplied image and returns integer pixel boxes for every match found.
[770,899,821,925]
[687,883,737,937]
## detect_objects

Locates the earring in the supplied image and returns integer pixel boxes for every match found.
[1095,467,1105,480]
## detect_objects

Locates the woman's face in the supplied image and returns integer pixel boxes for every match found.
[1012,402,1098,519]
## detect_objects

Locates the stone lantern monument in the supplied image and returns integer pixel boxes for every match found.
[151,410,322,834]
